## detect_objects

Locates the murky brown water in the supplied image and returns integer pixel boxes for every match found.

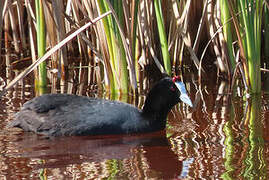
[0,75,268,179]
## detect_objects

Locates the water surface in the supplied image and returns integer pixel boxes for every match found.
[0,76,268,179]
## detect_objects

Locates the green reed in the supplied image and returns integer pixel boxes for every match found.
[238,0,262,94]
[225,0,263,94]
[97,0,129,93]
[220,0,236,71]
[264,6,269,62]
[35,0,47,90]
[154,0,171,75]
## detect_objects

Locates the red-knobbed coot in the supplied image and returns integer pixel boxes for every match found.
[8,76,192,136]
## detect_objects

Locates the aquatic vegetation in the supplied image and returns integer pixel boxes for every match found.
[0,0,268,95]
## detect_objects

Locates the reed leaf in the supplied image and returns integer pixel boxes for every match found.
[97,0,138,93]
[264,4,269,61]
[0,1,5,59]
[51,0,68,88]
[9,6,20,54]
[25,0,38,80]
[97,0,117,93]
[130,0,139,64]
[154,0,171,75]
[220,0,236,71]
[238,0,262,94]
[107,0,129,93]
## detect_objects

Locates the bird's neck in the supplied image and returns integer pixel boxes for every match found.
[142,97,171,120]
[142,106,169,129]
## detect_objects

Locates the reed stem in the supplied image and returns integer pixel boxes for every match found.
[35,0,47,89]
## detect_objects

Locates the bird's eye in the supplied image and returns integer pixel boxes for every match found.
[170,86,176,91]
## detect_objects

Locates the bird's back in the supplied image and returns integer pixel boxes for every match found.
[9,94,148,136]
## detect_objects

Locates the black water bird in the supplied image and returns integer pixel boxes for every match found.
[8,76,192,136]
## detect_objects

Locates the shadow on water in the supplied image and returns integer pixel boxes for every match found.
[0,69,268,179]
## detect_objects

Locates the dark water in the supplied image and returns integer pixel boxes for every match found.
[0,76,268,179]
